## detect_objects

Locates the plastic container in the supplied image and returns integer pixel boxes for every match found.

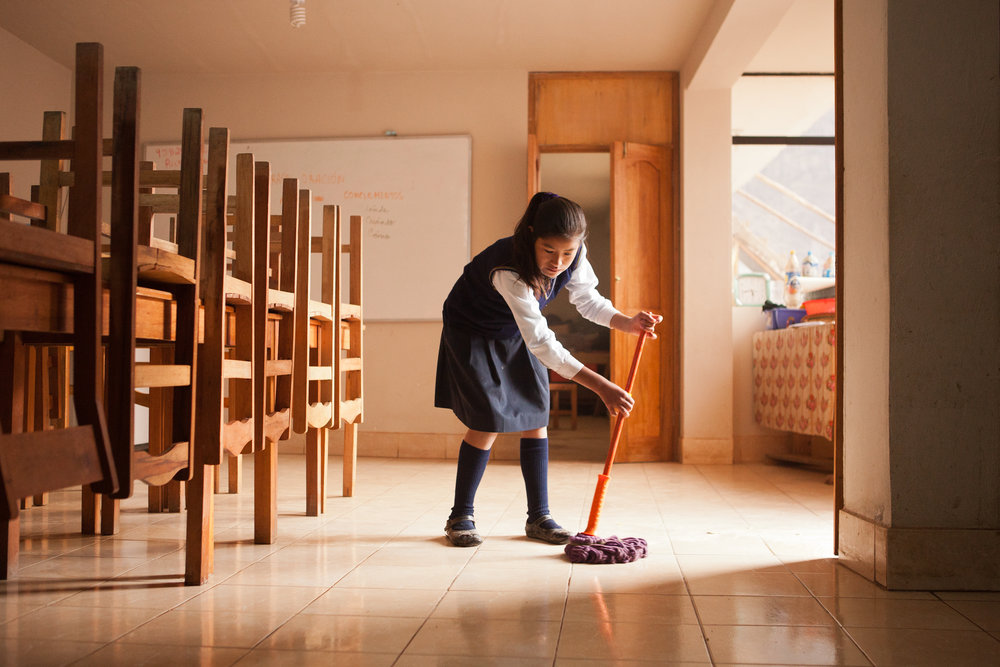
[803,297,835,317]
[766,308,807,330]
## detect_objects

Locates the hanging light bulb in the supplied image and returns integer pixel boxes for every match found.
[290,0,306,28]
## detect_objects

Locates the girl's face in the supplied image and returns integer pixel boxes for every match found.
[533,235,580,279]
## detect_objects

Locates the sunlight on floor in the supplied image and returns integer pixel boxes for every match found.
[3,454,999,665]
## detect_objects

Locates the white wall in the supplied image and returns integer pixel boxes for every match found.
[136,68,529,455]
[676,0,803,465]
[679,86,735,463]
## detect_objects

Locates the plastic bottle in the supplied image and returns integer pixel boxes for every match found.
[784,250,801,282]
[783,251,802,307]
[784,275,803,308]
[822,251,835,278]
[802,251,820,277]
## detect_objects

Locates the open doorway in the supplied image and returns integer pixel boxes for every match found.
[529,71,678,463]
[539,152,611,461]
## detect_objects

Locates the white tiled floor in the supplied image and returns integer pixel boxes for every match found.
[3,424,999,665]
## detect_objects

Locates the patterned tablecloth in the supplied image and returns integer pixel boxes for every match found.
[752,322,836,440]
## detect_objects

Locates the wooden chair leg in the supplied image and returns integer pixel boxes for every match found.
[147,375,166,513]
[100,495,120,536]
[571,386,578,430]
[19,347,37,511]
[147,485,165,513]
[30,348,49,507]
[166,480,183,513]
[185,463,214,585]
[320,428,328,513]
[343,422,358,498]
[254,442,277,544]
[226,451,242,493]
[146,348,173,513]
[1,518,18,579]
[81,486,100,534]
[1,334,25,577]
[306,427,327,516]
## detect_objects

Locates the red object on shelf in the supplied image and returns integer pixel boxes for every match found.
[803,297,835,317]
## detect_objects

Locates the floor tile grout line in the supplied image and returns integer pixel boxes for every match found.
[792,570,877,666]
[934,595,1000,636]
[552,557,575,666]
[59,458,440,662]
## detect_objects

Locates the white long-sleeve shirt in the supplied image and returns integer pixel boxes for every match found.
[491,244,619,379]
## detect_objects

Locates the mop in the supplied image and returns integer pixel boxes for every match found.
[565,330,650,564]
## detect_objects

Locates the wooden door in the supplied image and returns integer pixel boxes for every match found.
[527,134,540,197]
[610,141,672,461]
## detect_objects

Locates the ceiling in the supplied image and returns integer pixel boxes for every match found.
[0,0,833,76]
[1,1,833,218]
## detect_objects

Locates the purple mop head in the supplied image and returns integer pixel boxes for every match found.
[564,533,648,564]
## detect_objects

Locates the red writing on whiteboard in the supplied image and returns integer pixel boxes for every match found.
[304,173,346,185]
[275,172,346,185]
[344,190,404,201]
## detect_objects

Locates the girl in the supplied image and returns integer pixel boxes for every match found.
[435,191,661,547]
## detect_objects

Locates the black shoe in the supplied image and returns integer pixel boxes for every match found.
[445,515,483,547]
[525,515,572,544]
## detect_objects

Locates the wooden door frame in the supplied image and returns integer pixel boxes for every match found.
[528,72,681,461]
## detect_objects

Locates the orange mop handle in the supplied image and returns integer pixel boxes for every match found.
[583,330,649,536]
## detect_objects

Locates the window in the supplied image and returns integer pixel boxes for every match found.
[732,74,835,297]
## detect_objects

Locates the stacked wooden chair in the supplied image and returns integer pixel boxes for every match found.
[244,170,299,544]
[292,204,365,514]
[295,205,364,506]
[295,203,338,515]
[216,157,265,498]
[0,41,367,582]
[333,211,364,498]
[87,67,206,541]
[0,43,119,578]
[186,145,262,583]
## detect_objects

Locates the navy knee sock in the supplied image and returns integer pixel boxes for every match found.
[520,437,561,529]
[449,441,491,531]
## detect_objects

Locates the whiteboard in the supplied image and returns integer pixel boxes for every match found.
[145,135,470,321]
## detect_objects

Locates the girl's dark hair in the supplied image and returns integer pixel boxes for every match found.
[511,191,587,293]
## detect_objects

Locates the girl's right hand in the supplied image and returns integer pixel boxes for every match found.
[599,381,635,417]
[571,365,635,417]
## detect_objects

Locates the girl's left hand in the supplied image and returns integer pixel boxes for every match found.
[629,311,662,338]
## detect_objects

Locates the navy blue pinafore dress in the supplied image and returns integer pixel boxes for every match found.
[434,236,580,433]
